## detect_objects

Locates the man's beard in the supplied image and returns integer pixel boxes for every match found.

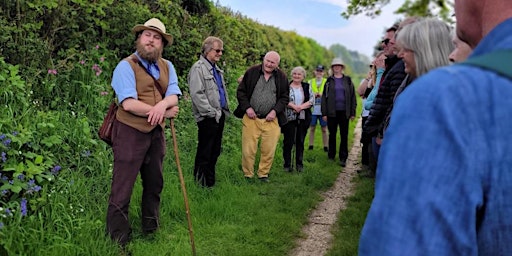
[136,42,163,62]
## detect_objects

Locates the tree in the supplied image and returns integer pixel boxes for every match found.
[342,0,453,22]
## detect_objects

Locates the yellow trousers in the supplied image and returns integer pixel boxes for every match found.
[241,115,281,178]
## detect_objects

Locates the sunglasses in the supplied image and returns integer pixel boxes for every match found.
[213,48,224,53]
[381,38,390,45]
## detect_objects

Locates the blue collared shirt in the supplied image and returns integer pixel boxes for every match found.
[111,52,182,103]
[359,18,512,256]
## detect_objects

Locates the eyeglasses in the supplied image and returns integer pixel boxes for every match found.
[213,48,224,53]
[381,38,390,45]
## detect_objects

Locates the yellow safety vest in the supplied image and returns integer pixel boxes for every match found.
[309,78,327,94]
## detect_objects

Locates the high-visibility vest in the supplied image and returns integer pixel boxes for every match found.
[309,78,327,94]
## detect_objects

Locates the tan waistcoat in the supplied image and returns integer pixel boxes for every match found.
[116,54,170,133]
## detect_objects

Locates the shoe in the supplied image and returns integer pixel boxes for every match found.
[296,166,303,172]
[323,147,328,152]
[308,145,313,150]
[284,167,292,172]
[340,160,346,167]
[258,177,269,182]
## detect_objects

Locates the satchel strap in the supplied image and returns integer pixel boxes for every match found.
[460,50,512,80]
[131,56,166,97]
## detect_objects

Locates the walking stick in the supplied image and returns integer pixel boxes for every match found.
[169,118,196,256]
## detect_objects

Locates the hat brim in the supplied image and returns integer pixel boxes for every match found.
[132,25,173,46]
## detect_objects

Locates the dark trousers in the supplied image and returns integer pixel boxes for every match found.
[194,113,225,187]
[360,116,370,165]
[327,111,349,161]
[282,119,308,168]
[107,120,165,246]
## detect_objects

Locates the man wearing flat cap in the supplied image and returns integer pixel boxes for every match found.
[106,17,182,247]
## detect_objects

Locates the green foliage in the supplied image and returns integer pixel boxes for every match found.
[342,0,453,22]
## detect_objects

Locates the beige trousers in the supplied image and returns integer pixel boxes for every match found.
[241,115,281,178]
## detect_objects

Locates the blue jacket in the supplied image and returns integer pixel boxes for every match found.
[359,18,512,256]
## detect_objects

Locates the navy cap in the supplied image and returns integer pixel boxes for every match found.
[316,65,324,71]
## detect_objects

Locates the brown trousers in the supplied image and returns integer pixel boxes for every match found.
[106,119,166,245]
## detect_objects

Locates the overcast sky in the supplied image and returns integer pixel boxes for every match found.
[215,0,406,58]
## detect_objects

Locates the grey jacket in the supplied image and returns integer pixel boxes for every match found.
[188,55,230,123]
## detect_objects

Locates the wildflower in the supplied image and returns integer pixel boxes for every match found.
[51,165,61,175]
[12,131,18,136]
[100,91,109,96]
[20,198,27,216]
[81,150,91,157]
[95,70,102,76]
[1,190,6,196]
[80,60,86,65]
[0,134,5,140]
[95,45,99,50]
[17,174,24,180]
[47,69,58,75]
[100,57,105,62]
[1,175,7,181]
[0,222,3,229]
[28,179,35,186]
[34,185,41,192]
[9,180,13,185]
[3,139,11,146]
[1,152,6,162]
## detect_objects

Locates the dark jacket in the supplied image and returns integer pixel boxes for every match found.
[320,75,356,119]
[363,56,407,137]
[285,81,313,125]
[234,64,289,126]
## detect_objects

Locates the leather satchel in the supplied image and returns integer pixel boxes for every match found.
[98,100,117,146]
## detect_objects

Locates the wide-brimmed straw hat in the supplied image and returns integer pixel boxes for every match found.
[132,18,173,46]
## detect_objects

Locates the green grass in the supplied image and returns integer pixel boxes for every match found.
[1,78,374,255]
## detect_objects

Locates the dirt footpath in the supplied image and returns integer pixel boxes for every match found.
[290,118,363,256]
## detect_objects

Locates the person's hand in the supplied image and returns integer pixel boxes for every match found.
[246,107,256,119]
[165,106,179,118]
[322,116,327,122]
[315,93,321,98]
[350,116,355,121]
[147,103,167,125]
[265,109,276,122]
[376,136,382,145]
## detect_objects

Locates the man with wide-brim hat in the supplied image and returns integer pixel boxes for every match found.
[106,17,182,250]
[132,18,173,47]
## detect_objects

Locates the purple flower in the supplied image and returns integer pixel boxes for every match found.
[28,179,35,186]
[1,152,6,162]
[34,185,41,192]
[0,222,3,229]
[17,174,24,180]
[80,60,86,65]
[82,150,91,157]
[21,198,27,216]
[1,190,7,196]
[52,165,61,175]
[3,139,11,146]
[100,57,105,62]
[0,134,5,140]
[12,131,18,136]
[95,45,99,50]
[8,180,13,185]
[5,208,11,215]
